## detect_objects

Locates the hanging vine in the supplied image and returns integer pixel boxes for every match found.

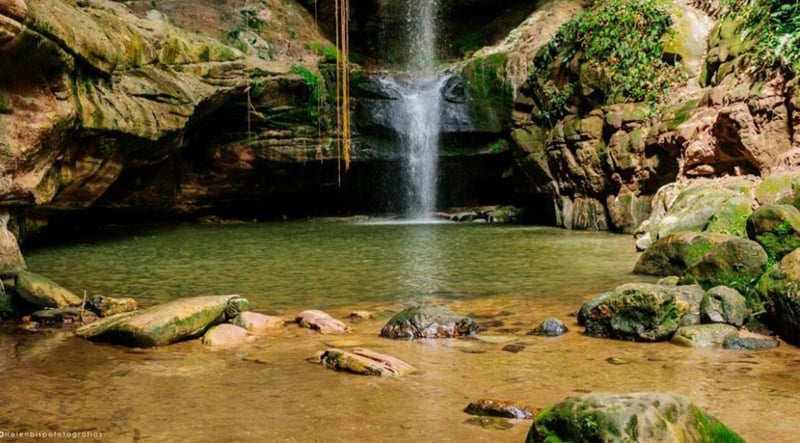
[334,0,351,181]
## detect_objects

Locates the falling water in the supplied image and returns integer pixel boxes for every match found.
[384,0,443,219]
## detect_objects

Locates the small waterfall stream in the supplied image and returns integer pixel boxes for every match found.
[382,0,443,219]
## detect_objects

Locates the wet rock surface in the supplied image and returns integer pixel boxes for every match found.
[464,399,538,420]
[527,393,744,442]
[76,295,248,347]
[315,347,416,376]
[670,324,740,348]
[88,295,138,317]
[15,271,83,309]
[527,317,568,336]
[295,310,348,334]
[380,304,479,339]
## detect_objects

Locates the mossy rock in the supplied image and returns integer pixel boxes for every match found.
[701,286,747,326]
[755,172,800,205]
[76,295,248,347]
[746,204,800,260]
[380,304,479,339]
[526,392,744,442]
[650,183,752,239]
[670,324,739,348]
[461,52,512,133]
[15,271,83,309]
[579,283,703,342]
[757,249,800,346]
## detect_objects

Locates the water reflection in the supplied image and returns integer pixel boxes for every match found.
[396,223,448,303]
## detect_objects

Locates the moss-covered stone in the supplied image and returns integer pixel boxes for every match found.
[701,286,747,326]
[650,182,752,239]
[380,304,479,339]
[746,204,800,260]
[670,324,739,348]
[15,271,82,308]
[757,249,800,346]
[461,52,513,133]
[579,283,703,342]
[526,393,744,443]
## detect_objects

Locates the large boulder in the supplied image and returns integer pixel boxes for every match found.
[579,283,704,342]
[15,271,83,308]
[634,232,768,297]
[526,393,744,442]
[380,304,479,339]
[76,295,248,347]
[746,204,800,259]
[758,249,800,345]
[701,286,747,326]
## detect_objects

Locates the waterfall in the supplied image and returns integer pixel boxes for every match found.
[384,0,443,219]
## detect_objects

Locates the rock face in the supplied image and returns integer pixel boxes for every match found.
[758,249,800,346]
[76,295,248,347]
[15,271,83,308]
[0,212,25,276]
[527,393,744,442]
[579,283,704,342]
[380,305,479,339]
[315,347,415,376]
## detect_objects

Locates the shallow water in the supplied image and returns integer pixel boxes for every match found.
[0,222,798,442]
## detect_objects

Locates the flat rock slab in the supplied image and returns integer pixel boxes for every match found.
[464,399,539,419]
[202,324,254,349]
[16,271,82,308]
[380,304,479,339]
[232,312,284,333]
[295,310,348,334]
[315,347,416,376]
[76,295,248,347]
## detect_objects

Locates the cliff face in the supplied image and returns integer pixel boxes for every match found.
[506,0,800,232]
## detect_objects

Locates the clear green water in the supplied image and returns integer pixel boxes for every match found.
[0,222,797,442]
[23,222,643,310]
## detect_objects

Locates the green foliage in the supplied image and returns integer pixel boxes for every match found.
[290,64,321,103]
[725,0,800,74]
[455,30,487,57]
[308,42,341,63]
[527,0,678,124]
[240,9,264,30]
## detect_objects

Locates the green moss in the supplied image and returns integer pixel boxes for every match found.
[0,93,10,114]
[462,52,513,132]
[693,406,745,443]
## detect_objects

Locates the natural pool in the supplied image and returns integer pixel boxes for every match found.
[1,222,799,442]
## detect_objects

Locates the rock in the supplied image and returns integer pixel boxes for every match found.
[202,324,253,349]
[76,295,248,347]
[757,249,800,345]
[656,276,680,286]
[0,212,25,277]
[464,399,539,420]
[31,307,90,327]
[579,283,704,342]
[670,324,739,348]
[723,336,780,350]
[379,305,479,339]
[502,343,526,353]
[701,286,747,326]
[295,310,348,334]
[746,204,800,259]
[527,393,744,442]
[348,310,373,321]
[231,312,284,333]
[634,232,768,297]
[315,347,415,376]
[88,295,138,317]
[15,271,83,308]
[527,318,569,336]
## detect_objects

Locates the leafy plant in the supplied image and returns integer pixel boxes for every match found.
[526,0,679,124]
[723,0,800,75]
[290,64,322,105]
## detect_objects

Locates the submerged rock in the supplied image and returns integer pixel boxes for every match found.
[464,399,539,420]
[527,393,744,442]
[464,417,514,430]
[88,295,138,317]
[202,324,253,349]
[670,324,739,348]
[15,271,83,308]
[315,347,415,376]
[527,317,569,336]
[579,283,704,341]
[295,310,348,334]
[701,286,747,326]
[380,304,479,339]
[232,312,284,333]
[723,336,780,350]
[76,295,248,347]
